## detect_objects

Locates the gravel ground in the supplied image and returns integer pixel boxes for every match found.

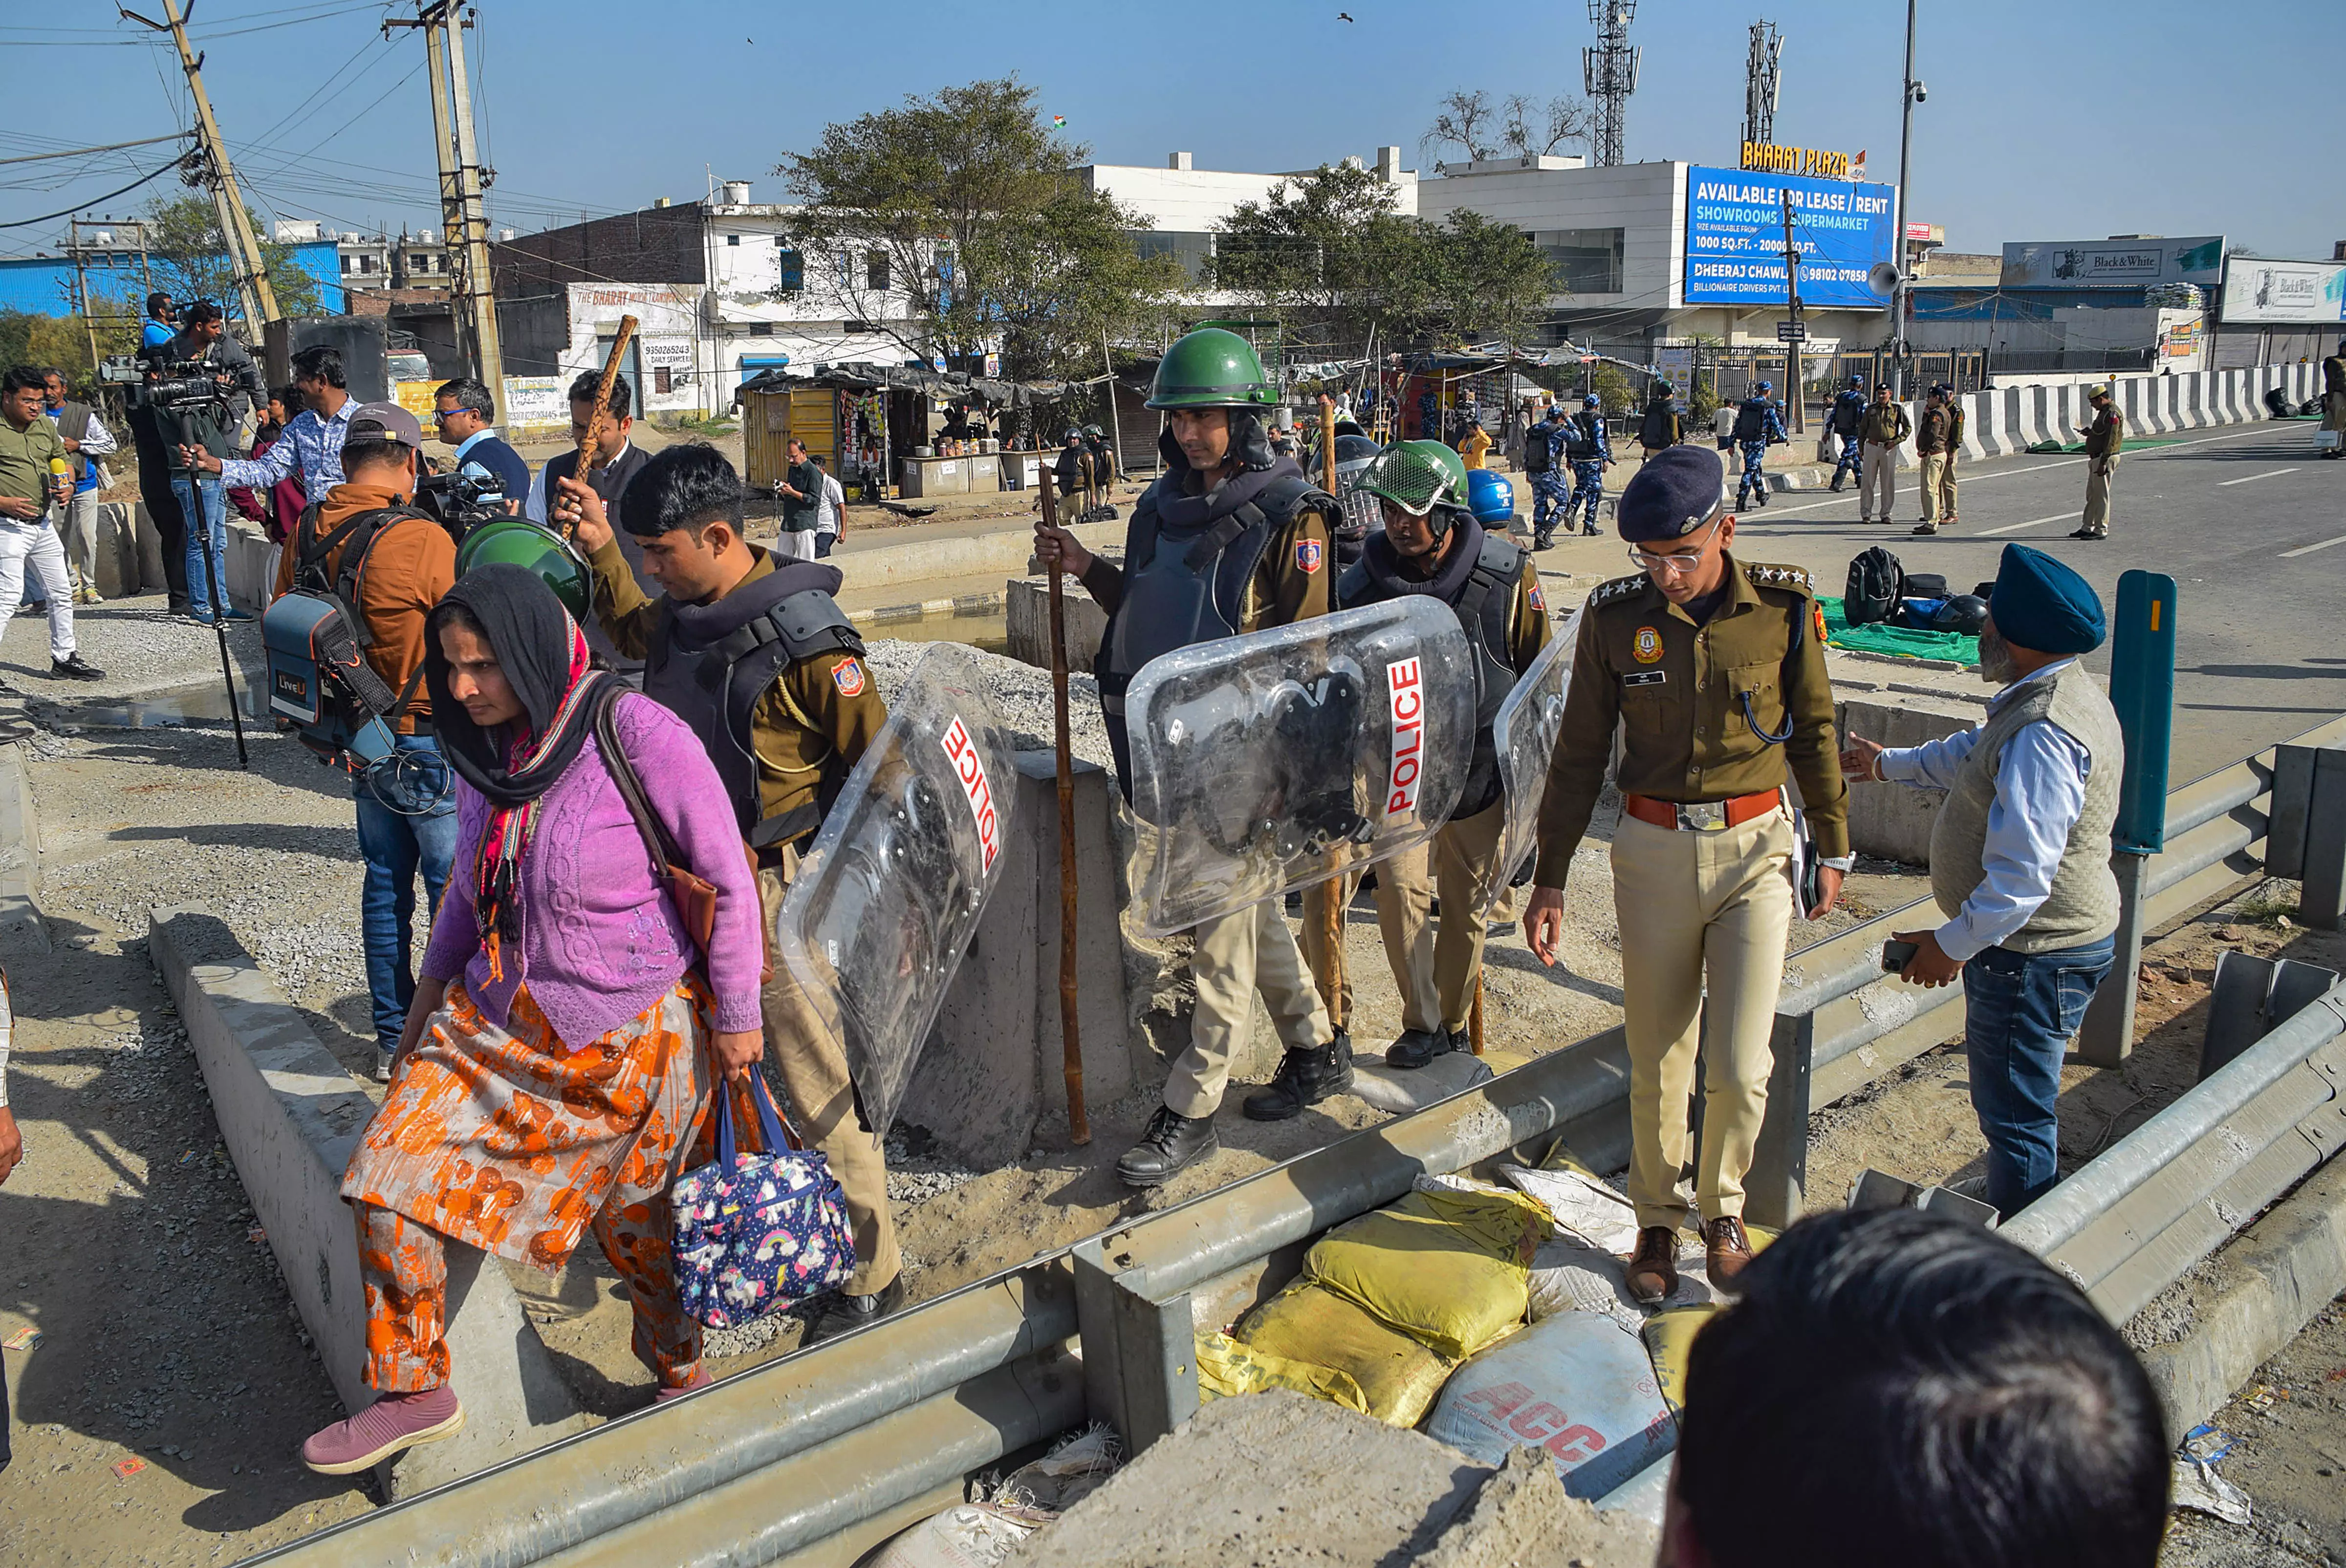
[1,595,266,705]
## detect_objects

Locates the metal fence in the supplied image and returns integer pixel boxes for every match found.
[245,714,2346,1568]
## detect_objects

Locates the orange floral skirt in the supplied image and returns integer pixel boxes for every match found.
[341,975,724,1273]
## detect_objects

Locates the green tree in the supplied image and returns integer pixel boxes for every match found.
[141,193,321,323]
[0,303,138,392]
[1212,166,1557,353]
[776,77,1181,380]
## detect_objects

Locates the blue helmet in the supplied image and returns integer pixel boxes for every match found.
[1848,373,1867,387]
[1466,468,1515,527]
[1754,380,1773,394]
[1582,392,1602,407]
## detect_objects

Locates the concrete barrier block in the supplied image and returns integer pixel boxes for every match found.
[133,501,170,593]
[1005,577,1108,674]
[897,751,1137,1165]
[147,907,591,1499]
[225,522,278,616]
[0,741,47,957]
[1835,695,1979,865]
[836,516,1123,595]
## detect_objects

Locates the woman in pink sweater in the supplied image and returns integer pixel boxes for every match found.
[302,564,766,1476]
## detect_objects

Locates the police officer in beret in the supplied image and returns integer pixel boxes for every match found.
[1523,445,1849,1302]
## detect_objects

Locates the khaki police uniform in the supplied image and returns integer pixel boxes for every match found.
[1079,499,1336,1118]
[1535,553,1848,1231]
[589,539,901,1296]
[1858,400,1911,522]
[1917,403,1953,526]
[2079,403,2125,537]
[1300,554,1551,1038]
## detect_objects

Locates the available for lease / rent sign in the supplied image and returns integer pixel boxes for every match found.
[2218,258,2346,324]
[1683,167,1898,311]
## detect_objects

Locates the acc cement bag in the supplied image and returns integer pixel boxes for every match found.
[1425,1312,1676,1499]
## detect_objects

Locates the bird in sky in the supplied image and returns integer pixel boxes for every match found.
[1337,10,1354,19]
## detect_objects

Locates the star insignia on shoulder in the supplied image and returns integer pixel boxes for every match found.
[1745,561,1813,591]
[1591,574,1647,606]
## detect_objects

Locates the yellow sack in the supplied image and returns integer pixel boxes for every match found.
[1194,1331,1369,1416]
[1641,1304,1720,1417]
[1303,1191,1539,1359]
[1238,1282,1458,1428]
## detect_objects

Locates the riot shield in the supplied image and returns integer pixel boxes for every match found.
[1476,605,1584,920]
[773,643,1021,1142]
[1123,598,1477,936]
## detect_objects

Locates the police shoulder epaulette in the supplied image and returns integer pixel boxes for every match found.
[1588,573,1650,608]
[1744,561,1815,595]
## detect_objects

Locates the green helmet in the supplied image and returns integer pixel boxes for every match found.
[1352,439,1469,518]
[453,518,592,620]
[1146,327,1277,411]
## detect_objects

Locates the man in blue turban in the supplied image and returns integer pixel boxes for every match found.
[1840,544,2123,1217]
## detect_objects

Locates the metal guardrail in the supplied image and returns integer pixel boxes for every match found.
[2003,981,2346,1324]
[241,714,2346,1568]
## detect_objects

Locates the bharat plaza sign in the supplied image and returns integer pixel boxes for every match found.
[1739,141,1853,180]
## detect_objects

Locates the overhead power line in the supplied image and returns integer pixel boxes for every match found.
[0,132,191,168]
[0,154,190,230]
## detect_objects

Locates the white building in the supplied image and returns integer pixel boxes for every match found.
[1081,147,1419,283]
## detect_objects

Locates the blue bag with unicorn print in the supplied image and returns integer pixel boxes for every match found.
[672,1072,857,1329]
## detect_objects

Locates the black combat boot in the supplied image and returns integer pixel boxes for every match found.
[1116,1105,1220,1186]
[1383,1027,1455,1070]
[1241,1031,1355,1121]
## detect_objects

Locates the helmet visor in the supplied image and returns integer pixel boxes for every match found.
[1351,443,1458,517]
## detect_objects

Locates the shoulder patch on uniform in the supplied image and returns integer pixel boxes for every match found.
[831,658,867,697]
[1590,573,1648,607]
[1528,579,1545,613]
[1296,538,1324,575]
[1744,561,1814,594]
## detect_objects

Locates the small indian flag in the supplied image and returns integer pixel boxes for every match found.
[1052,115,1067,127]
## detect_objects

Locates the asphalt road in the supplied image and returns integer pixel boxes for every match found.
[1535,422,2346,782]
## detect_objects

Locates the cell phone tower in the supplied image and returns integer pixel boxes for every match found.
[1744,20,1784,149]
[1583,1,1641,167]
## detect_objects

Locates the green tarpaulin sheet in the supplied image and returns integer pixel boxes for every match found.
[1819,596,1980,664]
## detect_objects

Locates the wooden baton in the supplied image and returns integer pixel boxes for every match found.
[560,315,637,538]
[1037,461,1089,1144]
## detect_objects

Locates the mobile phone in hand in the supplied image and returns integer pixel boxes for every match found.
[1881,939,1919,973]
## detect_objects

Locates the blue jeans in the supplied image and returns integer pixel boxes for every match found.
[1961,934,2117,1218]
[354,734,458,1050]
[170,472,228,618]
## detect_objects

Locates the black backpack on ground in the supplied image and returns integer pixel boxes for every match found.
[1844,546,1905,626]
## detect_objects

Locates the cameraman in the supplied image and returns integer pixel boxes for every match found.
[0,367,103,679]
[157,302,262,625]
[430,377,525,516]
[130,293,191,611]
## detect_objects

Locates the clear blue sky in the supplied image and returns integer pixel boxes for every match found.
[3,0,2340,262]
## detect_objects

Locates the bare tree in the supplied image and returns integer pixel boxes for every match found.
[1422,88,1499,165]
[1501,93,1592,159]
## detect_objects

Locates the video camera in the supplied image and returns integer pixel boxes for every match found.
[100,353,231,415]
[414,468,506,537]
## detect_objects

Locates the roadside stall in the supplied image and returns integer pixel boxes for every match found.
[736,365,1065,500]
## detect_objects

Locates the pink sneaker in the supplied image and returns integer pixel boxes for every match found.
[654,1368,714,1404]
[300,1386,464,1475]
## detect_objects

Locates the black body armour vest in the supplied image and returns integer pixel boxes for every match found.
[1338,516,1523,820]
[641,558,864,848]
[1093,457,1333,797]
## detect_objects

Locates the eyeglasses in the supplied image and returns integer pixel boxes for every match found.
[1627,513,1724,574]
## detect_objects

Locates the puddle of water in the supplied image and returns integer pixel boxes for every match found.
[44,679,258,730]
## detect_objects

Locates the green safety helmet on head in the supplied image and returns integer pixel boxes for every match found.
[1146,327,1277,411]
[1352,439,1470,528]
[453,517,592,620]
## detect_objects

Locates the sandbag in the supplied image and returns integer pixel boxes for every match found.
[1424,1312,1677,1499]
[1195,1331,1369,1416]
[1237,1282,1459,1427]
[1499,1162,1639,1255]
[1303,1190,1541,1359]
[867,1504,1035,1568]
[1641,1305,1720,1418]
[1525,1236,1644,1332]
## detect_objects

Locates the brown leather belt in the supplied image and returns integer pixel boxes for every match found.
[1623,791,1780,833]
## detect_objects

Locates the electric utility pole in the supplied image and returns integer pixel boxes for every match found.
[120,0,280,331]
[387,2,502,389]
[1891,0,1921,398]
[1780,193,1804,435]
